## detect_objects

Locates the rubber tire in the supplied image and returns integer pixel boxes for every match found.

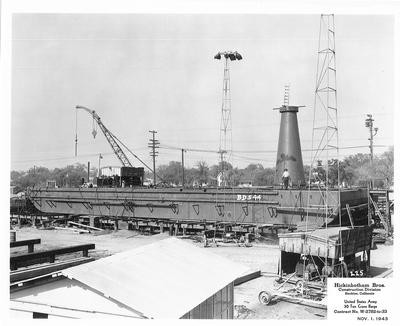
[258,291,272,305]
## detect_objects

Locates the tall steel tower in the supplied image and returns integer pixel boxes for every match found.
[307,14,341,229]
[214,51,242,184]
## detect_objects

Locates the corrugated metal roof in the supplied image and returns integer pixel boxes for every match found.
[62,237,250,319]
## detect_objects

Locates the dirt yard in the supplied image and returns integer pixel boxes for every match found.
[11,226,393,319]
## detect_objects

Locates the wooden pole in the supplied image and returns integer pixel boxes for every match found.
[87,161,90,184]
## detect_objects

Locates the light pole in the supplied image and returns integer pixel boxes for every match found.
[214,51,242,186]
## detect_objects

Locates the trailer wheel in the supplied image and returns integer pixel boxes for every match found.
[258,291,273,305]
[295,280,304,293]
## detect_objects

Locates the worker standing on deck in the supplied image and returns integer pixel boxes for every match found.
[282,168,290,190]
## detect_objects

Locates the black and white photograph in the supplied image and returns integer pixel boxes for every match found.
[2,0,398,322]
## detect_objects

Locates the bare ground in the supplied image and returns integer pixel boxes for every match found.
[10,226,393,319]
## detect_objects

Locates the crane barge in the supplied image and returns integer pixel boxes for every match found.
[26,105,369,233]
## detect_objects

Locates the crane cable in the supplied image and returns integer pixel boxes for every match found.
[76,105,165,184]
[107,130,166,184]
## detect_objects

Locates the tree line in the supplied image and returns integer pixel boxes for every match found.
[154,147,393,188]
[10,147,393,192]
[11,163,98,193]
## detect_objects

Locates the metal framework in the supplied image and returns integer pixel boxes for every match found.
[214,51,242,185]
[306,14,341,230]
[76,105,133,167]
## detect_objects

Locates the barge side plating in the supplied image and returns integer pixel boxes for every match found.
[27,187,368,230]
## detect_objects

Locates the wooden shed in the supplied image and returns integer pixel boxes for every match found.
[10,238,250,319]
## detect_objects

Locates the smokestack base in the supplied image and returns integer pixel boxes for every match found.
[274,105,306,187]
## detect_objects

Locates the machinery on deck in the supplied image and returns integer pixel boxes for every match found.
[75,105,147,187]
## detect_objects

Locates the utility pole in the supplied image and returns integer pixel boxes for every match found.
[87,161,90,184]
[181,148,186,187]
[75,109,78,157]
[148,130,159,185]
[98,154,103,177]
[365,114,378,163]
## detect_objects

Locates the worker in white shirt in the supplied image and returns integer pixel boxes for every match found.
[282,168,290,189]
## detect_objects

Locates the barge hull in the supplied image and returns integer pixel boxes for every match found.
[27,187,369,230]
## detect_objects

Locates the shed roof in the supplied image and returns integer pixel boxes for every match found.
[62,237,250,319]
[10,278,142,319]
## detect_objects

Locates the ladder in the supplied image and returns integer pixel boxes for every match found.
[369,194,389,236]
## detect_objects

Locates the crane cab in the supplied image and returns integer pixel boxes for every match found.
[96,166,144,188]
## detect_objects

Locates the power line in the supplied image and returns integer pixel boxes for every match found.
[13,144,388,165]
[155,111,393,133]
[159,144,389,155]
[11,152,116,164]
[160,144,219,154]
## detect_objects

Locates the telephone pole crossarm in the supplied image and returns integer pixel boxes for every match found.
[148,130,159,185]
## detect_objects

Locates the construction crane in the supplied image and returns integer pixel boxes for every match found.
[75,105,163,183]
[76,105,133,167]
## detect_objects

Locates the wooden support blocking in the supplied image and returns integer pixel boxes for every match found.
[10,243,95,271]
[68,221,103,231]
[10,257,95,283]
[10,239,41,253]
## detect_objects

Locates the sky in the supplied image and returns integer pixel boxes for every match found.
[11,13,394,172]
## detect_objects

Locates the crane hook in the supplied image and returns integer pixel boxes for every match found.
[92,116,97,138]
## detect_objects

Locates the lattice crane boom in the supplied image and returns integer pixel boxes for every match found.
[76,105,133,167]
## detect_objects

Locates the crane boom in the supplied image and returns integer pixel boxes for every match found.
[76,105,133,167]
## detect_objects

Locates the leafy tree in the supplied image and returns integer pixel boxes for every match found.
[209,161,234,185]
[10,147,394,190]
[195,161,209,185]
[253,168,275,186]
[373,147,394,186]
[157,161,182,185]
[11,164,90,190]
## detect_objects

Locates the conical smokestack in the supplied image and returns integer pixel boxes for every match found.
[274,104,305,187]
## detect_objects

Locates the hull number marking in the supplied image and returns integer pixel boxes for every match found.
[237,194,262,201]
